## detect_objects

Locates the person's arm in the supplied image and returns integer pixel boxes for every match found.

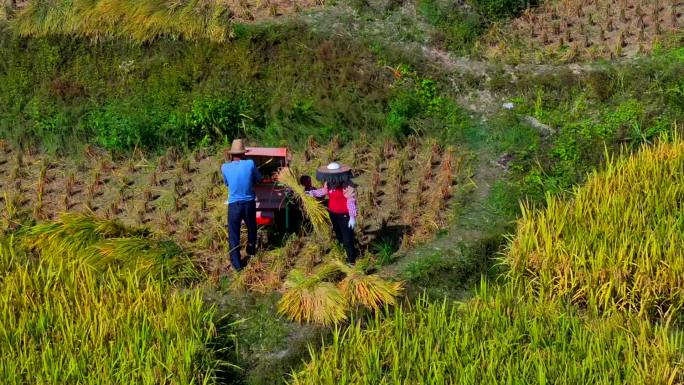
[346,198,357,218]
[344,186,357,219]
[307,182,328,198]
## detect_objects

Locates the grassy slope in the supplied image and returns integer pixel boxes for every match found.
[0,22,399,153]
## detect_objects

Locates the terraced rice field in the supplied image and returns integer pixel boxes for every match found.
[0,137,466,290]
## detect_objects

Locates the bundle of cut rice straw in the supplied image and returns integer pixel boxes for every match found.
[277,167,330,237]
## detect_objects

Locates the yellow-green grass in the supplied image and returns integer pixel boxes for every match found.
[290,282,684,385]
[507,140,684,319]
[0,215,220,384]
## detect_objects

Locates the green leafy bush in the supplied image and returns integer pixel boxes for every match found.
[183,98,246,147]
[89,103,158,151]
[385,76,446,139]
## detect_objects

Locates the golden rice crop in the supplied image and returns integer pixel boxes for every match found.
[11,0,233,43]
[278,266,347,326]
[289,282,684,385]
[278,261,404,325]
[277,167,330,239]
[336,261,404,311]
[0,216,222,384]
[20,213,195,279]
[506,139,684,319]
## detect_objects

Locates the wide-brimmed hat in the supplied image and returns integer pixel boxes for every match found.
[229,139,247,155]
[316,162,353,185]
[316,162,351,175]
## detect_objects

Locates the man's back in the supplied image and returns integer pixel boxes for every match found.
[221,159,261,203]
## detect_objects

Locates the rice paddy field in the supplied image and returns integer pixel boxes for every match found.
[2,0,684,383]
[484,0,684,62]
[507,139,684,319]
[288,140,684,385]
[0,136,465,292]
[2,0,322,40]
[290,286,683,385]
[0,214,221,385]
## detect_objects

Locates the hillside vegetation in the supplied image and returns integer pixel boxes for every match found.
[1,0,684,383]
[290,140,684,384]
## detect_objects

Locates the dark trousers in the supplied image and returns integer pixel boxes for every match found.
[228,200,257,271]
[329,211,357,264]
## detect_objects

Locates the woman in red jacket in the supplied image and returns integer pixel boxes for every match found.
[307,162,358,264]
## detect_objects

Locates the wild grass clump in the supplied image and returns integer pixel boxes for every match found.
[0,216,222,384]
[507,140,684,319]
[290,282,683,385]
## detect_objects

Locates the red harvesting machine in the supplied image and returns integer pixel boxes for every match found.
[244,147,298,230]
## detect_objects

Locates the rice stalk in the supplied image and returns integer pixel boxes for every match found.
[278,266,347,326]
[0,219,220,384]
[335,261,404,311]
[277,167,330,238]
[506,139,684,319]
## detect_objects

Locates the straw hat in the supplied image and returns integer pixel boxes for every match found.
[316,162,353,185]
[229,139,247,155]
[316,162,351,175]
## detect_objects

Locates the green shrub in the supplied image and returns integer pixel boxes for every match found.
[385,76,446,139]
[183,97,246,147]
[89,103,156,151]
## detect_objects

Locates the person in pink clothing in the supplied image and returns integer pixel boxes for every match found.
[307,162,358,264]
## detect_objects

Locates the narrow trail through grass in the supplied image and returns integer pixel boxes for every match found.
[381,136,507,299]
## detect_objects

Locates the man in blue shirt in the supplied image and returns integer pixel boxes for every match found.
[221,139,262,271]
